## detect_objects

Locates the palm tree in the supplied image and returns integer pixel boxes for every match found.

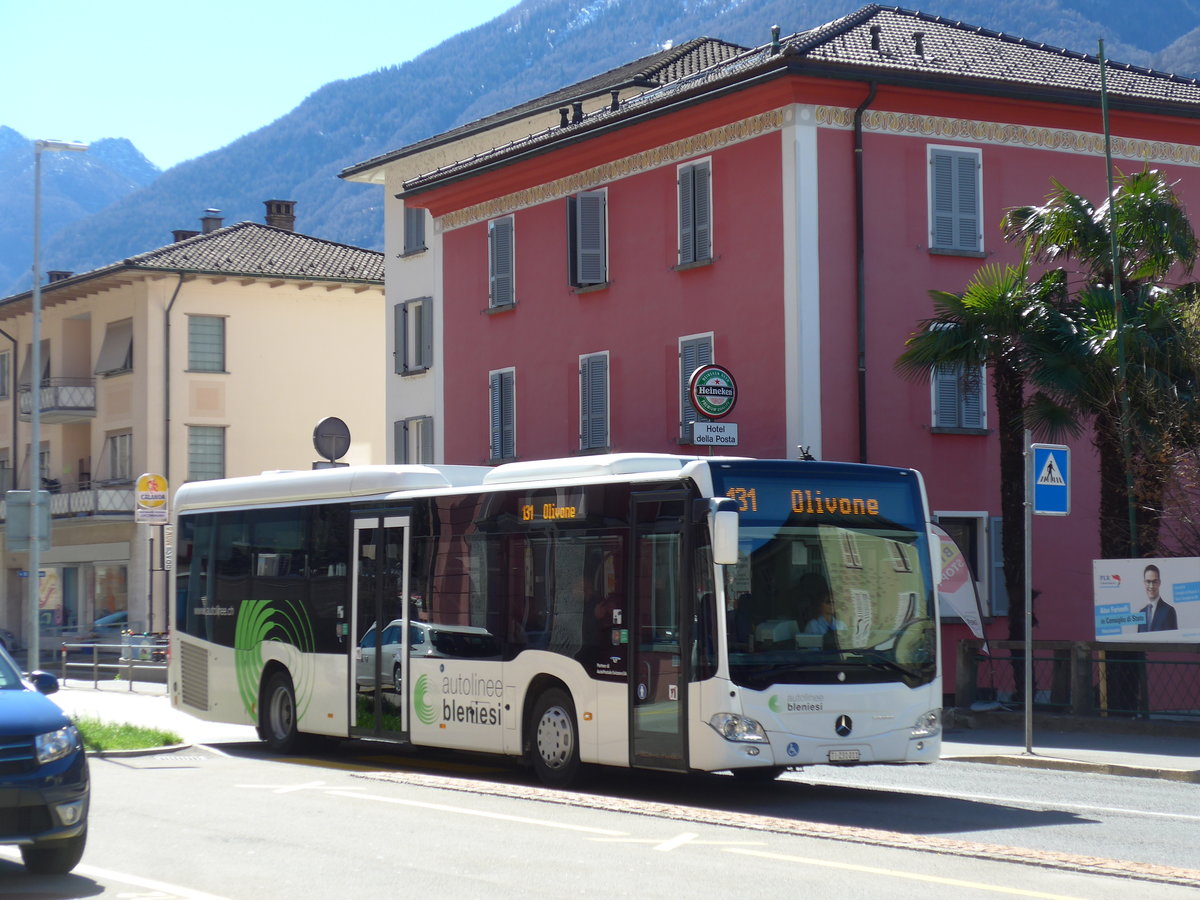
[897,261,1047,639]
[1004,168,1199,558]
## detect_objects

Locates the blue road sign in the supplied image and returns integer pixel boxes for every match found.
[1032,444,1070,516]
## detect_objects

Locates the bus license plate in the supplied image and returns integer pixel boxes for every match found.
[828,749,860,762]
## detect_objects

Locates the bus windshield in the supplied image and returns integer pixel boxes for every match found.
[711,461,936,690]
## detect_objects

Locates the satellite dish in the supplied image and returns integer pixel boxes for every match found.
[313,417,351,463]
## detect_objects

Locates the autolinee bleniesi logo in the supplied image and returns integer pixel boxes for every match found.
[770,692,825,713]
[413,674,437,725]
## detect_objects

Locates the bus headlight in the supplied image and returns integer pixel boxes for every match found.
[709,713,768,743]
[910,709,941,738]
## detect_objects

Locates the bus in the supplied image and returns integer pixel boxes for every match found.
[170,453,941,785]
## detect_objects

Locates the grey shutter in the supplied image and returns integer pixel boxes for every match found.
[961,366,984,428]
[988,516,1008,616]
[95,319,133,375]
[933,365,959,427]
[420,416,434,463]
[419,299,433,369]
[393,420,407,463]
[576,192,606,285]
[394,304,406,374]
[489,217,514,307]
[580,354,608,450]
[680,337,713,439]
[490,371,514,459]
[931,149,979,251]
[678,165,696,265]
[404,206,426,254]
[692,162,711,262]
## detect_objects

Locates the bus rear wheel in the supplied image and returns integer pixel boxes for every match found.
[531,688,581,788]
[261,671,300,753]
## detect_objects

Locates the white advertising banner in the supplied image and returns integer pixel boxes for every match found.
[1093,557,1200,642]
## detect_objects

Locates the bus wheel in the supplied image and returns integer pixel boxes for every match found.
[531,688,580,788]
[262,671,300,753]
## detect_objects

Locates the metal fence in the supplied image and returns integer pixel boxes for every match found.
[58,636,168,689]
[955,639,1200,720]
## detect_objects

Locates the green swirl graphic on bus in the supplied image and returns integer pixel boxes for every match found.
[413,674,437,725]
[234,598,317,722]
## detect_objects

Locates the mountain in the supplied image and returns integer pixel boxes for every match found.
[9,0,1200,294]
[0,129,160,292]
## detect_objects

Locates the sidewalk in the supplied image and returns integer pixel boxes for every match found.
[49,679,1200,781]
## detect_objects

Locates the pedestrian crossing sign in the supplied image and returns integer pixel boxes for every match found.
[1032,444,1070,515]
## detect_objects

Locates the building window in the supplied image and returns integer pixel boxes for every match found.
[188,426,225,481]
[488,216,515,308]
[0,351,9,399]
[935,513,1001,615]
[678,160,712,266]
[394,416,434,464]
[929,146,982,254]
[0,449,10,493]
[105,431,133,483]
[188,316,226,372]
[95,319,133,376]
[19,340,50,387]
[932,363,986,430]
[394,298,433,374]
[404,206,427,255]
[579,352,609,451]
[679,334,713,442]
[489,368,516,461]
[567,191,607,287]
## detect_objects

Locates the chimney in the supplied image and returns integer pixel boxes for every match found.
[572,100,584,124]
[46,270,73,283]
[173,229,200,242]
[913,31,925,57]
[870,25,882,52]
[264,199,297,232]
[201,209,224,234]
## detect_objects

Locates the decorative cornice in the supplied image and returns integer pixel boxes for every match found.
[816,105,1200,167]
[440,109,785,231]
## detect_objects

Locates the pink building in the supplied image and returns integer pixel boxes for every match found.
[343,7,1200,677]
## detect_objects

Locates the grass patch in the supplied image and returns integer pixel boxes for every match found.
[75,716,182,752]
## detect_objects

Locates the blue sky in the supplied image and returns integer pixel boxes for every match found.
[1,0,517,170]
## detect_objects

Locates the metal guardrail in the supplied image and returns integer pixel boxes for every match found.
[59,637,167,689]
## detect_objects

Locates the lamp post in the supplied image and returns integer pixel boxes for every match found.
[28,139,88,671]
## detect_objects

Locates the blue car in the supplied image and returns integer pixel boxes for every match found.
[0,646,89,874]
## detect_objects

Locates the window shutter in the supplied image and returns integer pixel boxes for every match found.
[404,206,426,254]
[933,365,959,427]
[393,420,407,463]
[692,162,711,262]
[678,166,696,265]
[419,299,433,369]
[580,354,608,450]
[489,217,514,307]
[576,192,606,285]
[420,416,434,463]
[961,368,984,429]
[490,371,514,459]
[988,516,1008,616]
[930,149,980,252]
[680,337,713,439]
[394,304,406,374]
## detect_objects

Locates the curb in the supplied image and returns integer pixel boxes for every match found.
[86,742,195,759]
[943,752,1200,783]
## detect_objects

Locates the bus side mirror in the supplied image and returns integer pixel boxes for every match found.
[710,499,739,566]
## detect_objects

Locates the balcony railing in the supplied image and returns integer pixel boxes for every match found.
[0,480,133,521]
[18,377,97,423]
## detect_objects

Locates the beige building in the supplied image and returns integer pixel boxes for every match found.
[0,201,385,649]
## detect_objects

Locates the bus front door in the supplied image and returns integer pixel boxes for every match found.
[629,493,688,771]
[351,515,410,741]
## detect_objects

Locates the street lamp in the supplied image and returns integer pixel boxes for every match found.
[28,138,88,670]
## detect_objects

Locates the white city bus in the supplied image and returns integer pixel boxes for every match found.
[169,453,941,785]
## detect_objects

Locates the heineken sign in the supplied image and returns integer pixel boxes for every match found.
[689,364,738,420]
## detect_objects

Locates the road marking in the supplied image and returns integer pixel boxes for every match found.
[594,834,764,852]
[725,847,1085,899]
[325,789,627,835]
[238,779,364,794]
[0,848,233,899]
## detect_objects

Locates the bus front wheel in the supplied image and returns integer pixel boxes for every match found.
[530,688,581,788]
[261,671,300,753]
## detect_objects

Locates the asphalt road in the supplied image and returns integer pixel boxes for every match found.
[2,740,1198,898]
